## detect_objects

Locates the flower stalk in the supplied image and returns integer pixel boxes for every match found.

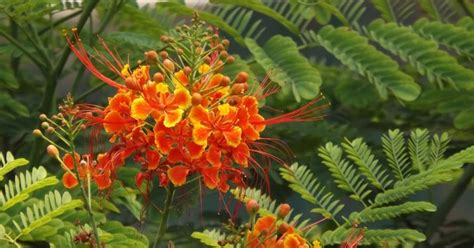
[153,185,176,248]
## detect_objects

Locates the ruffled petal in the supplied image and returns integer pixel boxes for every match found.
[168,166,190,186]
[223,126,242,147]
[104,111,132,134]
[232,143,250,167]
[192,123,212,146]
[172,87,191,109]
[62,153,80,170]
[131,98,152,120]
[167,148,183,164]
[189,105,210,124]
[202,167,219,189]
[186,141,205,159]
[154,131,172,154]
[94,170,112,190]
[206,144,222,168]
[164,108,183,128]
[173,70,189,86]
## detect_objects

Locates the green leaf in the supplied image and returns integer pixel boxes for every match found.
[0,69,19,90]
[350,201,436,223]
[371,0,396,22]
[368,19,474,90]
[0,92,29,118]
[157,2,245,46]
[191,230,232,248]
[210,0,299,34]
[0,158,28,181]
[316,25,420,101]
[454,107,474,130]
[245,36,321,102]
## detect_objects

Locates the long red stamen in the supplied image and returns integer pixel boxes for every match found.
[65,29,126,89]
[255,95,329,126]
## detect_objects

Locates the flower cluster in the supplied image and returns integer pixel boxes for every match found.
[63,19,326,192]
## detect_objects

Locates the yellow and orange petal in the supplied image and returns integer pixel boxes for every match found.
[156,82,169,93]
[173,70,189,86]
[283,233,307,248]
[192,123,212,146]
[103,111,132,134]
[168,166,190,186]
[209,73,223,87]
[121,64,131,77]
[254,215,276,233]
[163,109,183,128]
[189,105,210,124]
[186,141,205,159]
[172,88,191,109]
[202,167,219,189]
[312,240,321,248]
[62,172,78,189]
[223,126,242,147]
[218,103,230,116]
[108,93,131,113]
[233,143,250,167]
[131,98,152,120]
[155,131,172,154]
[198,64,210,74]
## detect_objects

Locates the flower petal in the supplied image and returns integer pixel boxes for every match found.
[192,123,212,146]
[189,105,210,124]
[62,172,78,189]
[172,88,191,109]
[131,98,152,120]
[154,131,172,154]
[167,148,183,164]
[104,111,132,134]
[186,141,205,159]
[164,109,183,128]
[206,144,222,167]
[62,153,80,170]
[168,166,190,186]
[202,167,219,189]
[223,126,242,147]
[232,143,250,167]
[94,170,112,190]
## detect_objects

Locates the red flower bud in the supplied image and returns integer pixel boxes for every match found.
[192,93,203,106]
[47,145,59,158]
[153,72,165,82]
[278,203,291,218]
[163,59,175,72]
[246,199,259,214]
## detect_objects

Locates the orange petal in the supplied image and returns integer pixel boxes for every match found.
[250,114,266,132]
[154,131,172,154]
[164,108,183,128]
[94,170,112,190]
[254,216,276,233]
[62,172,78,189]
[243,125,260,141]
[283,233,306,248]
[223,126,242,147]
[189,105,210,124]
[232,143,250,167]
[103,111,132,134]
[168,166,190,186]
[202,167,219,189]
[131,98,152,120]
[108,93,131,113]
[62,153,80,170]
[167,148,183,164]
[146,150,160,170]
[173,70,189,86]
[186,141,205,159]
[241,96,259,116]
[192,123,212,146]
[209,73,223,87]
[172,88,191,109]
[206,144,222,168]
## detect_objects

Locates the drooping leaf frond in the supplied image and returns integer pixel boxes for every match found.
[0,166,59,211]
[457,16,474,31]
[342,137,392,190]
[318,143,372,205]
[279,163,344,225]
[321,226,426,245]
[245,35,322,102]
[367,19,474,90]
[0,153,28,181]
[413,18,474,58]
[350,201,436,223]
[429,132,450,168]
[316,25,421,101]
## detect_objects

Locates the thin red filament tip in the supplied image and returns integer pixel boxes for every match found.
[65,29,127,90]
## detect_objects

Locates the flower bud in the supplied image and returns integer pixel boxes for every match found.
[192,93,203,106]
[41,122,49,129]
[195,47,203,55]
[222,39,230,47]
[160,35,169,42]
[278,203,291,218]
[159,51,168,59]
[278,222,290,235]
[216,44,224,51]
[220,76,231,87]
[235,72,249,83]
[32,129,42,137]
[226,56,235,64]
[176,48,184,55]
[163,59,175,72]
[204,56,211,64]
[245,199,259,214]
[46,145,59,158]
[231,83,245,95]
[39,114,47,121]
[145,50,158,61]
[214,60,224,72]
[47,127,55,133]
[153,72,165,82]
[227,96,241,106]
[220,51,229,59]
[183,66,192,75]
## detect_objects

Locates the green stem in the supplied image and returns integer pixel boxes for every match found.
[424,165,474,243]
[69,142,101,248]
[153,185,175,248]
